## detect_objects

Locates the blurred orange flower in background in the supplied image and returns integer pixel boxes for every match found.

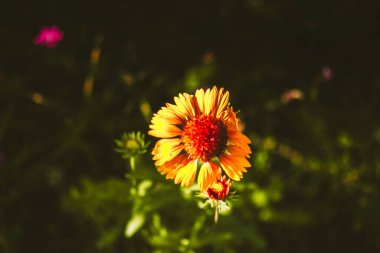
[281,89,304,104]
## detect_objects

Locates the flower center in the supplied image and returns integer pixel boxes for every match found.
[182,115,228,161]
[210,182,224,193]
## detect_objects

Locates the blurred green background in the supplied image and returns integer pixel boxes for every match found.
[1,0,380,252]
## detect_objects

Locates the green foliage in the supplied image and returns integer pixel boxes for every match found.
[2,1,380,252]
[63,178,130,250]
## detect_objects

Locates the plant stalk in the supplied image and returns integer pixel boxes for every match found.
[214,205,219,224]
[130,156,137,195]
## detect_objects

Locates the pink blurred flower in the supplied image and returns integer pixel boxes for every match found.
[281,89,304,104]
[322,66,334,81]
[34,26,63,48]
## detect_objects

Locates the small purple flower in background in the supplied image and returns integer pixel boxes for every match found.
[281,89,304,104]
[34,26,63,48]
[322,66,334,81]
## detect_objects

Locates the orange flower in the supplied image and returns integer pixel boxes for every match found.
[149,86,251,191]
[207,176,232,200]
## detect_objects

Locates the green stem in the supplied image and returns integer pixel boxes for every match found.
[130,156,135,172]
[130,156,137,195]
[214,205,219,224]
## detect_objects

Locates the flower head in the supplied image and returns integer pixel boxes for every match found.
[149,86,251,191]
[115,132,150,159]
[34,26,63,48]
[207,176,231,200]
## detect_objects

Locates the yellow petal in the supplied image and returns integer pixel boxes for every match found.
[156,107,183,125]
[152,138,180,154]
[195,88,205,114]
[166,157,189,179]
[216,90,229,118]
[157,154,187,179]
[228,140,251,154]
[228,130,251,144]
[148,124,182,138]
[151,115,178,126]
[166,103,187,121]
[203,88,212,115]
[197,162,219,191]
[174,93,196,118]
[226,144,251,158]
[226,155,251,168]
[219,154,244,181]
[152,139,183,166]
[209,86,218,115]
[221,109,239,128]
[174,160,198,187]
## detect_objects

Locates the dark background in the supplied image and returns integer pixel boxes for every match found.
[1,0,380,252]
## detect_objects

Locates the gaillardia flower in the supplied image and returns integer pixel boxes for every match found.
[207,176,232,200]
[149,86,251,191]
